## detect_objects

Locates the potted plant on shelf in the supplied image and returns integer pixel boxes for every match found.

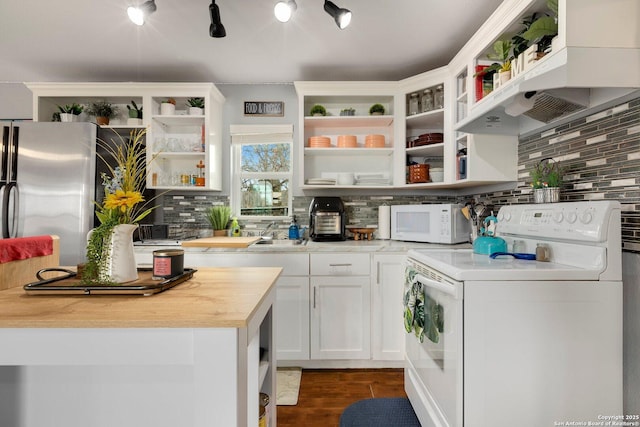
[522,0,558,60]
[369,103,385,115]
[484,39,513,89]
[340,107,355,116]
[160,98,177,115]
[309,104,326,117]
[57,103,84,122]
[85,101,118,126]
[126,100,143,125]
[187,97,205,115]
[205,205,232,236]
[530,157,563,203]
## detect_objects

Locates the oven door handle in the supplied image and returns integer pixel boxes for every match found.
[414,273,461,299]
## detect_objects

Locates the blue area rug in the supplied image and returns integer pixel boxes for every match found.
[339,397,421,426]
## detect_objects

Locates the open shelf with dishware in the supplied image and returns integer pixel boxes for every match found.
[294,81,398,189]
[26,82,225,192]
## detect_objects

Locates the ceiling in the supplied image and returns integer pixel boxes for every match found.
[0,0,504,85]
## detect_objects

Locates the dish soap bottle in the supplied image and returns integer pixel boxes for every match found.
[230,217,241,237]
[288,216,300,240]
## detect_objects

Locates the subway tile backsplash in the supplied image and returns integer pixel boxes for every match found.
[160,96,640,252]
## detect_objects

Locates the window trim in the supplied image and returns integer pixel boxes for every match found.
[230,124,293,220]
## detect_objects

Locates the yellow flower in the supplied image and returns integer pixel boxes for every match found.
[104,190,143,212]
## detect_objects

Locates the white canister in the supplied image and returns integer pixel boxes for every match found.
[160,102,176,115]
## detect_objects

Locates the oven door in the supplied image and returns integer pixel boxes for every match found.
[404,261,463,427]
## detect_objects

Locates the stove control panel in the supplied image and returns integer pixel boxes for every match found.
[496,201,620,242]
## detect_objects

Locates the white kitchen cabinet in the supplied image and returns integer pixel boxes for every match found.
[310,253,371,359]
[371,253,406,361]
[451,0,640,135]
[276,276,310,360]
[398,68,450,188]
[147,86,224,191]
[182,251,310,360]
[26,82,225,191]
[294,81,398,189]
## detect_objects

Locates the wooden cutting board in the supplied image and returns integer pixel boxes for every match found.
[181,236,261,248]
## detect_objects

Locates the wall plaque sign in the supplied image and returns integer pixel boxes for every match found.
[244,101,284,117]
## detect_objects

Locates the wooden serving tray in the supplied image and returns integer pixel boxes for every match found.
[23,268,196,296]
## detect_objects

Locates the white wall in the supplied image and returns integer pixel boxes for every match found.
[216,83,299,196]
[0,83,32,120]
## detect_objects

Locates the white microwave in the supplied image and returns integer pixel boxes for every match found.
[391,203,470,244]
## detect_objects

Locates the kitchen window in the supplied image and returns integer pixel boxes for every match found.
[230,124,293,218]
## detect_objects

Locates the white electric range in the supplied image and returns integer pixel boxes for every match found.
[404,200,623,427]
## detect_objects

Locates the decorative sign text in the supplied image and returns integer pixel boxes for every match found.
[244,101,284,117]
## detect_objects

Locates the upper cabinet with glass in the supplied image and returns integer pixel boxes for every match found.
[452,0,640,135]
[294,81,398,189]
[27,82,225,191]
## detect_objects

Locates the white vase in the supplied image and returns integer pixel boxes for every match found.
[60,113,77,122]
[188,107,203,116]
[160,103,176,115]
[499,70,511,85]
[88,224,139,283]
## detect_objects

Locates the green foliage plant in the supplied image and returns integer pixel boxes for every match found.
[205,205,232,230]
[369,103,385,115]
[522,0,558,54]
[86,100,119,119]
[187,97,205,108]
[309,104,326,116]
[57,103,84,115]
[126,100,143,119]
[530,157,563,189]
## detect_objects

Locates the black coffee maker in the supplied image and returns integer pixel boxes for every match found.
[309,197,346,241]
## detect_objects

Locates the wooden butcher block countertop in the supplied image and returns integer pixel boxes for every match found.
[0,267,281,329]
[181,236,262,248]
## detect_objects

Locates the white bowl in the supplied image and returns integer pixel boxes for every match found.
[430,168,444,182]
[337,172,355,185]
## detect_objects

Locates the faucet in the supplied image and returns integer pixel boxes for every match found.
[260,222,276,238]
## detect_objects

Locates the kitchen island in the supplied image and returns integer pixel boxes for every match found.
[0,267,280,427]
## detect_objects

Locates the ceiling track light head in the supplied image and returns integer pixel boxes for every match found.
[127,0,157,26]
[209,0,226,38]
[274,0,297,23]
[323,0,351,29]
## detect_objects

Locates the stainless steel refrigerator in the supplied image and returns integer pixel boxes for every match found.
[0,121,96,266]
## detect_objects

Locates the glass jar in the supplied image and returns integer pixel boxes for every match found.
[434,85,444,109]
[408,93,419,115]
[421,89,433,113]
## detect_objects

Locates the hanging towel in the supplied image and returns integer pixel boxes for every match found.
[0,235,53,264]
[403,266,444,344]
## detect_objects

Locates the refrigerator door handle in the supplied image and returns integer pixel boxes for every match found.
[1,126,9,183]
[9,125,19,182]
[5,182,18,238]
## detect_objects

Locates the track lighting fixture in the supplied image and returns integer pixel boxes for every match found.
[209,0,226,38]
[274,0,297,23]
[323,0,351,29]
[127,0,157,26]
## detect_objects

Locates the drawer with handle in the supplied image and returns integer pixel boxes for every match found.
[310,253,370,276]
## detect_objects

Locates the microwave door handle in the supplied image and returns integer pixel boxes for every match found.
[414,273,460,299]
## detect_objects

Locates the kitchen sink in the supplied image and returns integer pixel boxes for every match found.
[252,238,307,246]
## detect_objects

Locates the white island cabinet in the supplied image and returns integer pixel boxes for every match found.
[0,267,279,427]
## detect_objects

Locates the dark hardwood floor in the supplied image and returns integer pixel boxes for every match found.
[276,369,406,427]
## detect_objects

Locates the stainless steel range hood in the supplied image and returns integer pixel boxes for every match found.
[455,45,640,135]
